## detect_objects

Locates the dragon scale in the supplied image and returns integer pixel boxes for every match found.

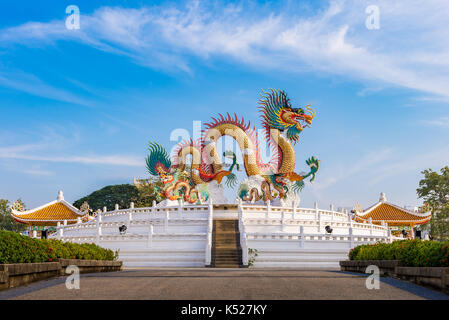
[175,121,297,183]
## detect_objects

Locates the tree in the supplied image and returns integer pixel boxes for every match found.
[0,199,27,233]
[134,177,163,208]
[73,184,139,212]
[417,166,449,241]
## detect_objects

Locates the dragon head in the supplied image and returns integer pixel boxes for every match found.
[259,89,315,144]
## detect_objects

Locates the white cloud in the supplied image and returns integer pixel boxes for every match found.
[422,117,449,129]
[0,1,448,99]
[0,69,97,107]
[0,145,142,167]
[315,147,393,190]
[0,128,142,169]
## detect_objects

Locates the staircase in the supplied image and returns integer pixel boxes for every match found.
[211,219,243,268]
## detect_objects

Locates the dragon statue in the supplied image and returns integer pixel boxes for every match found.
[145,89,319,205]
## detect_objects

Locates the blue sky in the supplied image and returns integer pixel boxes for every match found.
[0,0,448,209]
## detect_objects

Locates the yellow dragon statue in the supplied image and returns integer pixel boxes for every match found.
[146,89,319,203]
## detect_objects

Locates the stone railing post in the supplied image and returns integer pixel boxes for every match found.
[152,200,156,214]
[147,224,153,248]
[57,222,63,239]
[314,202,319,220]
[115,203,119,211]
[349,227,354,249]
[266,200,270,219]
[205,200,213,266]
[381,220,388,238]
[241,229,248,266]
[128,202,134,226]
[348,212,353,227]
[103,206,107,213]
[368,217,373,235]
[208,200,214,234]
[77,217,82,224]
[238,202,243,221]
[96,209,102,245]
[165,209,170,232]
[317,211,321,233]
[238,207,248,266]
[387,228,392,243]
[178,199,183,219]
[292,200,296,220]
[281,210,286,232]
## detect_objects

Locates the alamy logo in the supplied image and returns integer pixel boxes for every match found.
[65,265,80,289]
[365,265,380,290]
[365,5,380,30]
[65,5,80,30]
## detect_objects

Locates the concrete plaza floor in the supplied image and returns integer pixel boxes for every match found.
[1,268,448,300]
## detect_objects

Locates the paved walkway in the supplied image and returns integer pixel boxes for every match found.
[1,268,448,300]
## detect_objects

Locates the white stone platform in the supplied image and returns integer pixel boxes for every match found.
[50,202,394,268]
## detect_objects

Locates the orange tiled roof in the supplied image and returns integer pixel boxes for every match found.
[355,202,431,226]
[11,201,85,226]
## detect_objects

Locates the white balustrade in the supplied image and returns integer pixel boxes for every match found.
[49,201,392,268]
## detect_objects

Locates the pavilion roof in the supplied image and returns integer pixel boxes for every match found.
[354,193,431,226]
[11,191,86,226]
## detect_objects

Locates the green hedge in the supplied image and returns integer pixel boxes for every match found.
[349,239,449,267]
[0,230,118,264]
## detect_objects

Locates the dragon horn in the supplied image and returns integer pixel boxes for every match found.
[305,105,315,119]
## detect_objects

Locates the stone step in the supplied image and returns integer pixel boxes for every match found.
[213,241,239,246]
[211,219,243,268]
[214,256,240,261]
[214,264,241,268]
[213,254,241,258]
[214,246,240,250]
[214,248,241,253]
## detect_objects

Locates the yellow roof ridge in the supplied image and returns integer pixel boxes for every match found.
[358,201,431,218]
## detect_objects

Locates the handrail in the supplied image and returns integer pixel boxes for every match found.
[238,203,249,266]
[205,201,213,266]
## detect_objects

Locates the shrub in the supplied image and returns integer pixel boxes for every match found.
[349,239,449,267]
[0,230,117,264]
